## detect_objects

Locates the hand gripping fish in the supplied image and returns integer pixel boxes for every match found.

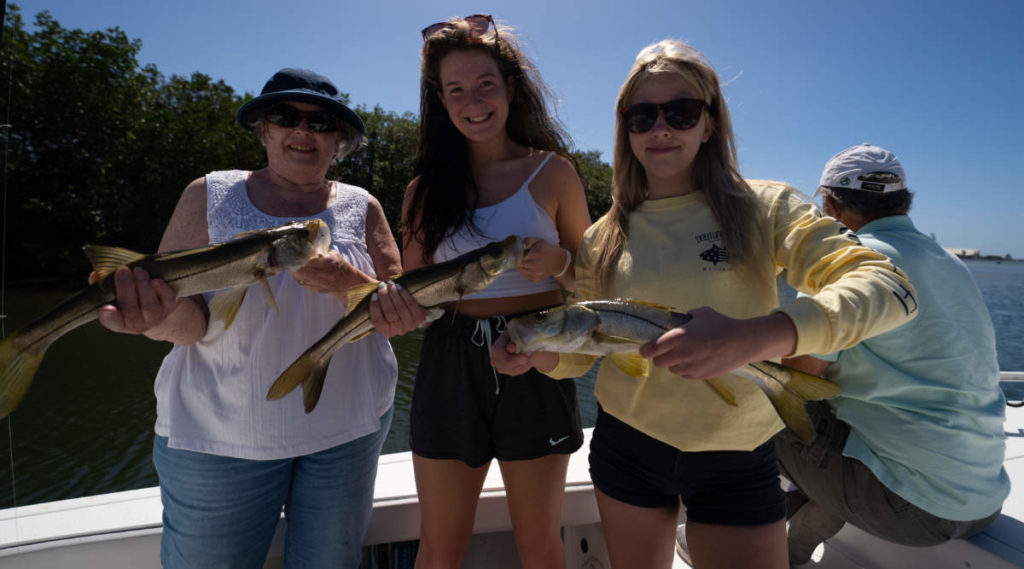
[266,235,525,414]
[0,219,332,418]
[506,299,842,443]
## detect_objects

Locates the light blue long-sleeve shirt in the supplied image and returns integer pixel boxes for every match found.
[819,215,1009,520]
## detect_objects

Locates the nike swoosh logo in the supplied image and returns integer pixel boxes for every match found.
[549,435,570,446]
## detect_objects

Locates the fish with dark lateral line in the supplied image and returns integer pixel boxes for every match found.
[0,219,331,418]
[267,236,525,414]
[506,299,842,443]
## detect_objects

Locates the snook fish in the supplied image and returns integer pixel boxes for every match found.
[0,219,331,418]
[267,235,525,414]
[506,299,842,442]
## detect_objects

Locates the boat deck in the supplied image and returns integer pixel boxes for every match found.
[0,376,1021,568]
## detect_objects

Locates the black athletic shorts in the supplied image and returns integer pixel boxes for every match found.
[589,407,786,526]
[409,311,583,468]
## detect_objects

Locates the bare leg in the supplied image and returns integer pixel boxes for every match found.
[499,454,571,569]
[595,488,679,569]
[413,454,490,569]
[686,520,788,569]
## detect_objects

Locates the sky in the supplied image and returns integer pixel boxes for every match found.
[9,0,1024,258]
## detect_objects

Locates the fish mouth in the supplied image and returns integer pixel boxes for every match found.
[505,320,531,352]
[308,219,332,255]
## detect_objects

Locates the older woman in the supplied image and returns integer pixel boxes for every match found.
[96,68,425,569]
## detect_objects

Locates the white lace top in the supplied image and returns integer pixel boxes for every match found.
[153,170,398,460]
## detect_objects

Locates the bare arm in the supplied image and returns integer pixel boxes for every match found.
[292,195,386,299]
[399,177,429,272]
[364,192,427,336]
[640,308,798,380]
[96,177,211,345]
[518,156,591,292]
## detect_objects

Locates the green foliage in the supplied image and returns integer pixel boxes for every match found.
[0,7,265,278]
[572,149,613,221]
[331,105,419,243]
[0,5,614,280]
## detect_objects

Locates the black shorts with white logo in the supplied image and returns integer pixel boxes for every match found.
[409,311,583,468]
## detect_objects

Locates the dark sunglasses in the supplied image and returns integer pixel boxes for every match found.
[621,98,708,134]
[264,104,340,133]
[421,14,496,41]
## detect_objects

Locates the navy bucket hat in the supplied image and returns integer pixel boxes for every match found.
[236,68,365,135]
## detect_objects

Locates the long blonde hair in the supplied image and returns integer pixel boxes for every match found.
[590,39,766,295]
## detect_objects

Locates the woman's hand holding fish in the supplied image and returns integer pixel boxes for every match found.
[293,250,372,296]
[519,237,570,283]
[95,266,205,342]
[639,307,797,380]
[490,331,559,376]
[369,281,428,337]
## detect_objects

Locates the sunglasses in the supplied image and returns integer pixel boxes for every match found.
[421,14,496,41]
[621,98,708,134]
[264,104,340,133]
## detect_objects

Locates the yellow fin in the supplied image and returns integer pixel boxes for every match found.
[258,278,279,315]
[82,245,147,281]
[745,361,841,443]
[267,351,323,401]
[209,287,248,329]
[348,330,373,343]
[608,353,650,377]
[775,364,843,401]
[764,385,817,443]
[706,378,738,406]
[345,282,381,315]
[614,298,677,311]
[0,334,47,419]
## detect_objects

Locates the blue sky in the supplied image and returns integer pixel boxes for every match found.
[11,0,1024,258]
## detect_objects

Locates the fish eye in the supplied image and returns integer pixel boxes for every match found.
[533,313,547,323]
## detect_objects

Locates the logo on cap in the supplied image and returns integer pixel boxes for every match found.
[839,176,850,186]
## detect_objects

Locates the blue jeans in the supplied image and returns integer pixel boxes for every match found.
[153,406,393,569]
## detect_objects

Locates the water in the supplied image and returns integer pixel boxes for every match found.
[0,260,1020,509]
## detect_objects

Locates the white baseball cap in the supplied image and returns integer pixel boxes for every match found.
[818,143,907,193]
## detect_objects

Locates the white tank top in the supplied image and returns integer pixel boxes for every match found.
[153,170,398,460]
[433,153,561,299]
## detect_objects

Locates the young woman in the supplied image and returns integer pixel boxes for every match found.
[492,40,919,569]
[403,15,591,569]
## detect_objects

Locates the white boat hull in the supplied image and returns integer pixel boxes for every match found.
[2,374,1022,569]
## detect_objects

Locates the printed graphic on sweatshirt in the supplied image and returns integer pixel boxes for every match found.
[696,231,731,271]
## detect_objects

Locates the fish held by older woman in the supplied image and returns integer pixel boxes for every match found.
[506,299,842,443]
[0,219,331,418]
[267,235,525,413]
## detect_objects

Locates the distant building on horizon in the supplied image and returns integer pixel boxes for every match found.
[945,247,980,258]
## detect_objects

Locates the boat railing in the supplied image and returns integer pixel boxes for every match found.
[1002,371,1023,407]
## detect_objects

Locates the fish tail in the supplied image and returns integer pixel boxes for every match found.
[266,352,318,400]
[763,382,817,443]
[747,362,842,443]
[779,366,843,401]
[301,364,330,414]
[0,334,47,418]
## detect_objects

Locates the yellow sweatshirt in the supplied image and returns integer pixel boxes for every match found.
[548,180,917,451]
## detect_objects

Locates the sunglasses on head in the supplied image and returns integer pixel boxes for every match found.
[421,14,496,41]
[264,104,340,133]
[621,98,708,134]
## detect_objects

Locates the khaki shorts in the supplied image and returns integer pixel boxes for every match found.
[774,402,1000,546]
